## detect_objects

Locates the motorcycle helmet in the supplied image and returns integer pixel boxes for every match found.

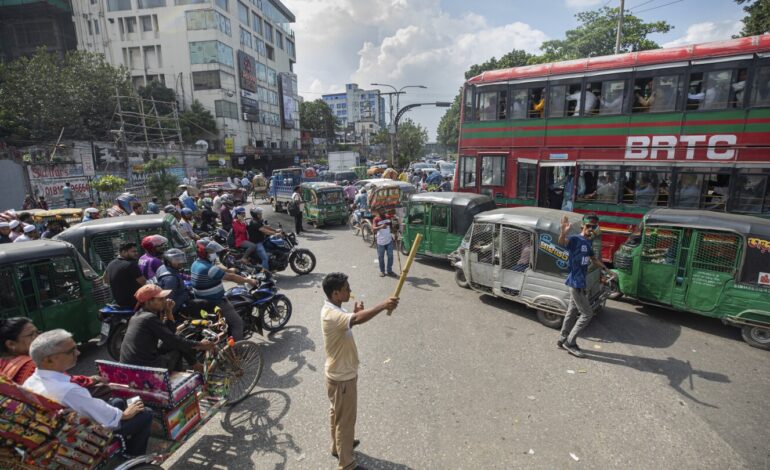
[181,208,193,218]
[196,238,225,259]
[163,248,187,269]
[164,204,178,214]
[141,235,168,256]
[250,207,263,218]
[233,206,246,217]
[115,193,139,214]
[201,197,213,209]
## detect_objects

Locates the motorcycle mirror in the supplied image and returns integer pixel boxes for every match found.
[199,309,207,319]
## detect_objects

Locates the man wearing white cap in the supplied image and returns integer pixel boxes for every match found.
[8,220,22,241]
[13,224,38,243]
[82,207,100,222]
[0,222,11,244]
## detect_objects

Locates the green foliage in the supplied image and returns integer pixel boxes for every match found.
[300,99,338,142]
[143,157,180,202]
[0,48,132,144]
[91,175,127,193]
[538,7,671,61]
[735,0,770,36]
[372,119,428,167]
[137,80,176,115]
[179,100,217,144]
[436,92,461,151]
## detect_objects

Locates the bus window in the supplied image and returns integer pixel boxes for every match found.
[529,87,546,118]
[480,155,505,186]
[477,90,506,121]
[734,173,770,213]
[578,168,620,203]
[548,83,582,118]
[634,75,682,113]
[750,65,770,107]
[597,80,626,115]
[510,88,529,119]
[622,170,670,207]
[517,163,537,199]
[687,67,747,110]
[459,156,477,188]
[463,85,475,120]
[673,173,704,209]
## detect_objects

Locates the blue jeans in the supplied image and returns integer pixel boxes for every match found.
[377,241,394,274]
[109,398,153,456]
[254,242,270,270]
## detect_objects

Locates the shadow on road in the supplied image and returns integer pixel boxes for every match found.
[584,350,730,408]
[169,389,300,469]
[406,276,440,291]
[261,325,318,389]
[277,271,326,290]
[355,451,415,470]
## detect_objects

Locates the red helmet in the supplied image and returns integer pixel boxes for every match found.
[196,238,225,259]
[140,235,168,256]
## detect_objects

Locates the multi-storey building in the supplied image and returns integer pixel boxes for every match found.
[323,83,387,142]
[70,0,300,169]
[0,0,77,61]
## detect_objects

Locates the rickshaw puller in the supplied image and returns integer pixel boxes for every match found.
[557,213,608,358]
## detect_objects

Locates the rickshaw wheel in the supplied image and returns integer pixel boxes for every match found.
[348,214,360,233]
[454,269,469,289]
[536,310,563,329]
[209,340,264,406]
[741,325,770,350]
[361,222,375,246]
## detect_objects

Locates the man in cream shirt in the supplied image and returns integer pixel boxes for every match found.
[321,272,398,470]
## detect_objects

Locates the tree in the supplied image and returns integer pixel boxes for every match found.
[0,48,132,144]
[537,7,671,62]
[735,0,770,36]
[178,100,218,144]
[300,99,338,142]
[143,157,180,203]
[372,119,428,167]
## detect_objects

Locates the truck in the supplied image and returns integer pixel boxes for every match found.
[328,151,360,172]
[269,167,316,212]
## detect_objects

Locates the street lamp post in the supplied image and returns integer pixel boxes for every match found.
[371,83,427,167]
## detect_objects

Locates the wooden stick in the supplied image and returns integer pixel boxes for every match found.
[387,232,422,316]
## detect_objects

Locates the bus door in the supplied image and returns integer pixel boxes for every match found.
[538,162,575,210]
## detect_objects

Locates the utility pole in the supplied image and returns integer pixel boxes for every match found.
[614,0,625,55]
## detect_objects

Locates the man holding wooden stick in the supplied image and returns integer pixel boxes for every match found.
[321,272,399,470]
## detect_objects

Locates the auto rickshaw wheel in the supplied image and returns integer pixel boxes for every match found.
[740,325,770,350]
[536,310,563,329]
[454,269,469,289]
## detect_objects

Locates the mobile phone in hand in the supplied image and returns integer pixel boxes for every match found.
[127,396,141,406]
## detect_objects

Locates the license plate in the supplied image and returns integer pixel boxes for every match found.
[100,322,110,336]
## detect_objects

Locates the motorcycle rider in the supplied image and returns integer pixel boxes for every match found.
[198,198,218,233]
[342,180,357,204]
[219,195,234,233]
[353,188,368,227]
[139,235,167,280]
[154,248,209,321]
[147,197,160,214]
[248,207,282,272]
[232,206,257,264]
[191,239,256,341]
[179,208,199,241]
[106,193,139,217]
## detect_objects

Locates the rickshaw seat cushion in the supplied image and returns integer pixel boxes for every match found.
[96,360,203,409]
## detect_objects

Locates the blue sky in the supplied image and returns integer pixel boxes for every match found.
[283,0,747,140]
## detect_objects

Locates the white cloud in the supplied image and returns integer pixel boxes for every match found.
[283,0,547,139]
[565,0,604,8]
[662,21,742,48]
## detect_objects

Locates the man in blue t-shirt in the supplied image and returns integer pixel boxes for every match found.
[190,239,257,340]
[557,213,608,358]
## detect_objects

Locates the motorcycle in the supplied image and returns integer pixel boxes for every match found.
[213,227,317,275]
[224,271,292,336]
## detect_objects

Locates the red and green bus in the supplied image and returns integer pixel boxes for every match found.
[454,35,770,261]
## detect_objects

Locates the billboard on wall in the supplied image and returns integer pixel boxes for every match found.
[279,72,297,130]
[237,50,257,93]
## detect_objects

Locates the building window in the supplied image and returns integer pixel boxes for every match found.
[215,0,228,11]
[93,20,100,34]
[175,0,206,4]
[87,20,93,35]
[189,40,234,67]
[215,100,238,119]
[125,17,137,33]
[286,39,295,58]
[252,13,262,35]
[186,10,214,30]
[140,15,153,32]
[240,27,253,49]
[267,67,276,86]
[107,0,131,11]
[266,44,274,61]
[276,31,283,50]
[193,70,221,90]
[137,0,165,7]
[255,38,266,56]
[237,2,249,25]
[264,22,273,43]
[256,62,267,82]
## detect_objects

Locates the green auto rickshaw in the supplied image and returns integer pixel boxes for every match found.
[613,208,770,350]
[401,192,496,258]
[0,240,110,343]
[55,214,194,275]
[300,182,348,227]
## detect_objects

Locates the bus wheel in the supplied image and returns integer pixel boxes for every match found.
[536,310,563,329]
[741,325,770,351]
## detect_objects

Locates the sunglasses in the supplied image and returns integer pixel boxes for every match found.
[585,224,599,230]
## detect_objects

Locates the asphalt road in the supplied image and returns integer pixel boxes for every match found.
[75,203,770,470]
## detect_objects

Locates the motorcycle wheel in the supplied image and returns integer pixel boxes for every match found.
[107,322,127,360]
[261,294,292,332]
[289,249,316,275]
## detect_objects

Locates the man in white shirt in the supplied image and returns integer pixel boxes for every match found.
[23,329,153,456]
[212,189,225,213]
[13,224,38,242]
[567,87,597,116]
[320,273,398,470]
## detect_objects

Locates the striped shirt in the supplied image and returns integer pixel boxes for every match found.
[190,259,226,301]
